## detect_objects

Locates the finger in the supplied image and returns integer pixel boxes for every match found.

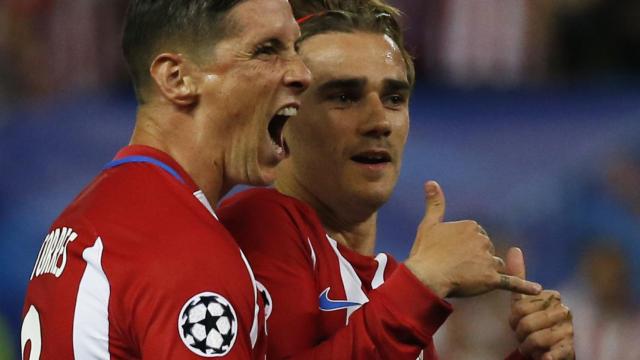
[520,321,573,356]
[422,180,446,227]
[487,238,496,255]
[506,247,526,302]
[494,256,506,271]
[542,338,575,360]
[496,274,542,295]
[478,224,489,237]
[515,305,572,341]
[510,291,562,328]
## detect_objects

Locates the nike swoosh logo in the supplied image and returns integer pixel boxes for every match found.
[318,287,362,311]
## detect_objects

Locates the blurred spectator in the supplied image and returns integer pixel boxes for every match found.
[565,142,640,300]
[0,0,129,104]
[434,225,522,359]
[435,292,518,360]
[393,0,639,85]
[561,242,640,360]
[438,0,529,87]
[2,0,639,100]
[552,0,640,81]
[390,0,444,80]
[393,0,556,87]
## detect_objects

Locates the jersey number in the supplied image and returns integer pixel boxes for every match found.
[21,305,42,360]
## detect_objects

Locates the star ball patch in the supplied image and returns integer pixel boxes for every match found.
[178,292,238,357]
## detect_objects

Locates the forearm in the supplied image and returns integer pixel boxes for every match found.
[278,265,452,360]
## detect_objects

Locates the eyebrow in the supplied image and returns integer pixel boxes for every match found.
[316,77,411,94]
[382,79,411,94]
[316,78,366,93]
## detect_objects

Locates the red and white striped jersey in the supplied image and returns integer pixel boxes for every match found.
[21,145,265,359]
[219,188,453,360]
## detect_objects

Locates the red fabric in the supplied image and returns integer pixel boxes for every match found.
[219,188,453,359]
[296,12,325,24]
[505,349,529,360]
[22,146,264,359]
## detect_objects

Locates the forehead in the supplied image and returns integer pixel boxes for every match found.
[226,0,299,41]
[299,31,407,83]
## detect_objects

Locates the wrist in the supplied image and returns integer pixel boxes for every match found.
[404,259,450,298]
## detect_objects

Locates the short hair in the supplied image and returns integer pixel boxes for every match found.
[290,0,415,87]
[122,0,244,103]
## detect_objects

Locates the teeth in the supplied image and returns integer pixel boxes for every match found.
[276,106,298,117]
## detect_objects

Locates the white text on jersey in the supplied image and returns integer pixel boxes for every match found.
[30,227,78,279]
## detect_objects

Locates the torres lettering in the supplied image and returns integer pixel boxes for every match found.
[30,227,78,279]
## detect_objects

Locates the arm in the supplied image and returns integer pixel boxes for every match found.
[281,265,452,360]
[219,195,451,360]
[113,233,257,359]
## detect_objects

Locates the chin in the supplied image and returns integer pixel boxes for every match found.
[356,189,392,210]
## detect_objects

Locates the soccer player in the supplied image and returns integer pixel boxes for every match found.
[20,0,310,359]
[218,1,574,359]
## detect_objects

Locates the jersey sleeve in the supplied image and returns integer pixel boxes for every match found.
[219,196,319,359]
[101,231,257,359]
[284,264,452,360]
[219,196,452,360]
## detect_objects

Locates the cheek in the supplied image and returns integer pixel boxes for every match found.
[243,60,286,88]
[393,117,410,145]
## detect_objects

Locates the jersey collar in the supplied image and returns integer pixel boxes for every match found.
[112,145,200,194]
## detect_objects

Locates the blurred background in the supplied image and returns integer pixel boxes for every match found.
[0,0,639,359]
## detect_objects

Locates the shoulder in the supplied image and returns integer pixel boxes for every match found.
[219,188,301,219]
[73,162,185,213]
[60,164,240,274]
[219,188,320,260]
[218,188,311,239]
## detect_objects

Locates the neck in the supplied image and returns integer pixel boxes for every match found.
[130,104,225,206]
[324,213,378,256]
[276,177,378,256]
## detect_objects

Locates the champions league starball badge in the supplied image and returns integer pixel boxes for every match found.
[178,292,238,357]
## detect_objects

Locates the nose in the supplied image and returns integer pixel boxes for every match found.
[360,94,391,138]
[283,56,311,94]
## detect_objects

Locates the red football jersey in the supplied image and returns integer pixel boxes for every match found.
[21,145,265,359]
[219,188,453,360]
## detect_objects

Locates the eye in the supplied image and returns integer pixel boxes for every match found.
[329,93,358,105]
[253,41,279,58]
[383,94,407,108]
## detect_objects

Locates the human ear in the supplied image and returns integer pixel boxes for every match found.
[149,53,198,107]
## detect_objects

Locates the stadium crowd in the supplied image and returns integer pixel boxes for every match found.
[1,0,639,359]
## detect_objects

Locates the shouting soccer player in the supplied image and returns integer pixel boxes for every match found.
[219,1,575,359]
[20,0,310,359]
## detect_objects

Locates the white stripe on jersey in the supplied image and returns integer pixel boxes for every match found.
[193,190,218,219]
[326,235,369,324]
[194,189,259,348]
[372,253,388,290]
[239,250,260,349]
[73,237,111,359]
[307,238,317,269]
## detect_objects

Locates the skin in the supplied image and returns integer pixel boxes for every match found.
[276,31,410,255]
[130,0,311,205]
[507,249,575,360]
[276,30,574,359]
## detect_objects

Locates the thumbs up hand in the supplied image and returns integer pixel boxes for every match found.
[405,181,542,298]
[507,248,575,360]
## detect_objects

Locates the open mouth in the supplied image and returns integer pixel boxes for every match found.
[351,151,392,165]
[268,105,297,154]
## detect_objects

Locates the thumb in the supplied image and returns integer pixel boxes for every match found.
[422,180,446,228]
[506,247,526,301]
